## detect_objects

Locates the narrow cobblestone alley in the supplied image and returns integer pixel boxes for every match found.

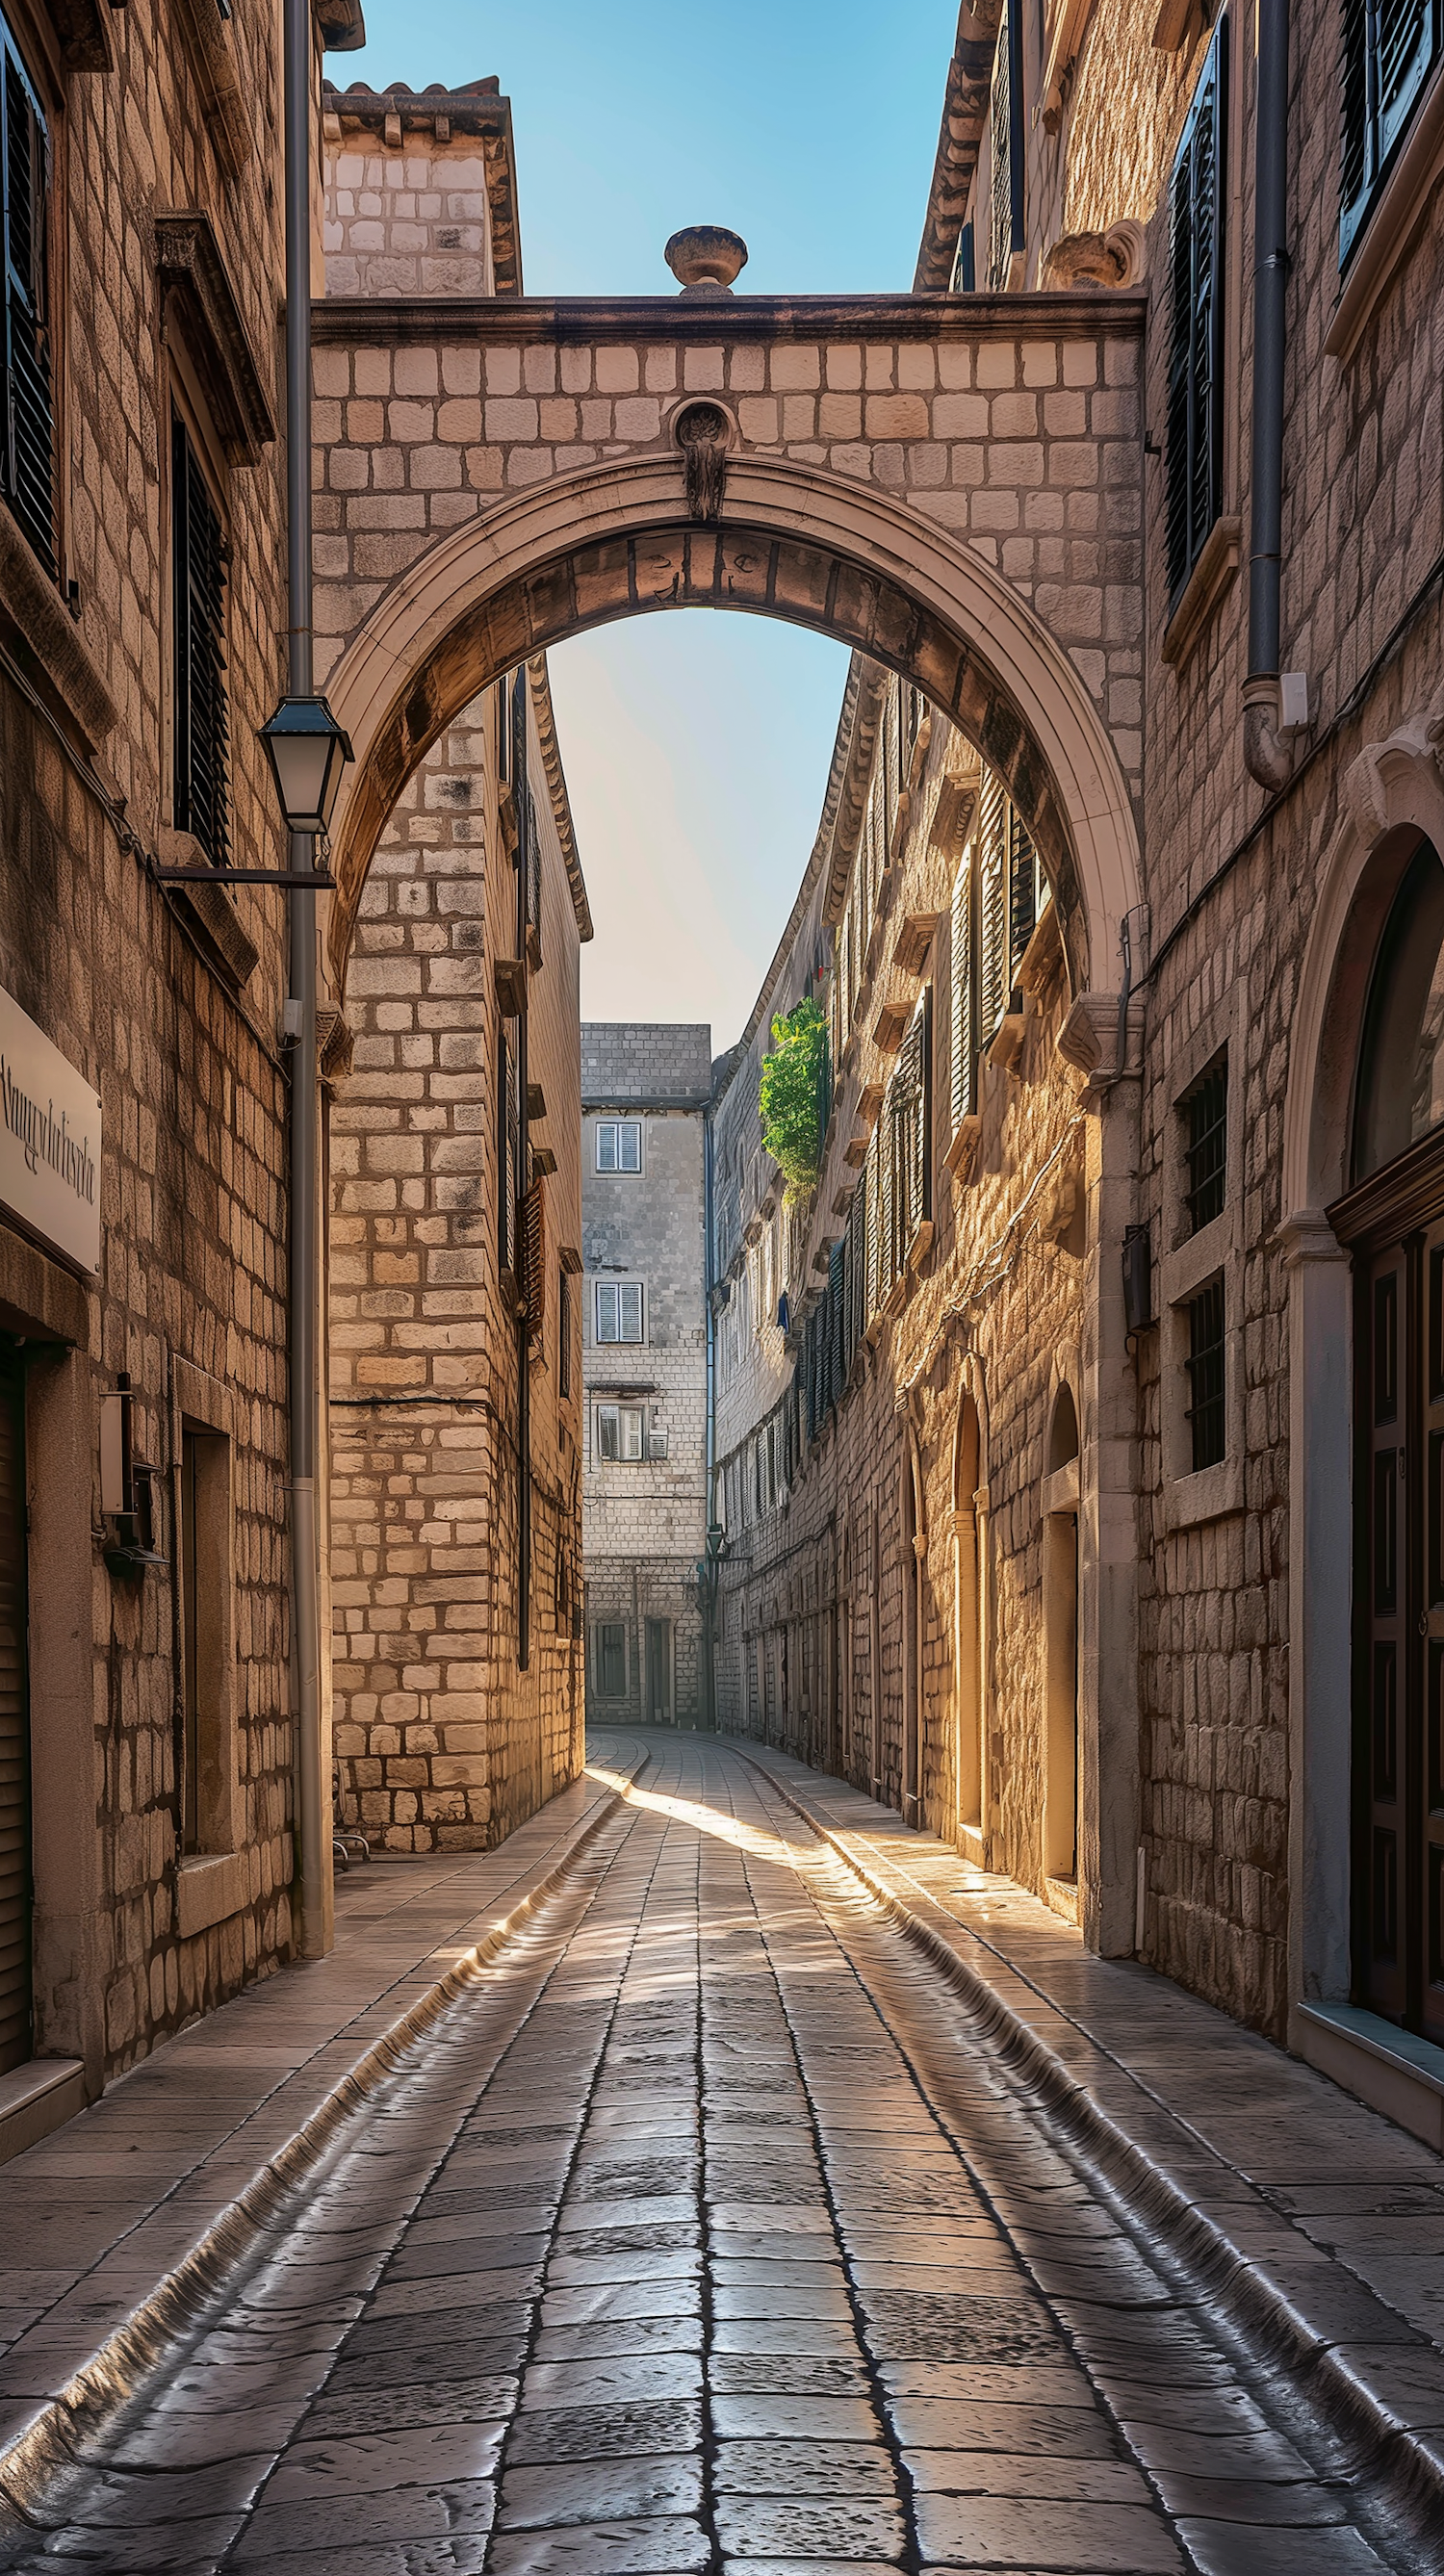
[0,1741,1421,2574]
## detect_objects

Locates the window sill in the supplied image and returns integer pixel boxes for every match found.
[1159,1205,1231,1308]
[945,1113,981,1178]
[1160,514,1241,670]
[1164,1454,1243,1530]
[1326,59,1444,362]
[175,1849,248,1940]
[0,509,117,754]
[1043,1458,1079,1516]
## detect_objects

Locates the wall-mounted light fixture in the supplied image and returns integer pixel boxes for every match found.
[100,1371,167,1579]
[259,693,352,836]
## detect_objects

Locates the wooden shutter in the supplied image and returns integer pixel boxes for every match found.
[989,0,1025,289]
[949,852,973,1129]
[171,419,230,864]
[1008,806,1039,986]
[522,1178,545,1344]
[977,771,1009,1043]
[864,1125,881,1321]
[890,993,931,1270]
[1166,14,1227,604]
[0,1344,28,2075]
[0,22,52,573]
[497,1029,517,1287]
[1341,0,1437,262]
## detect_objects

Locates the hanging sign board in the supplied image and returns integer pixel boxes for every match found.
[0,988,102,1276]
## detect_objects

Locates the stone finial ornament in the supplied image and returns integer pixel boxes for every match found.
[664,224,749,297]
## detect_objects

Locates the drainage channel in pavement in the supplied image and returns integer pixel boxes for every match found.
[0,1735,1411,2575]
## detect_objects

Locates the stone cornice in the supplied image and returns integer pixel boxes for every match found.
[322,79,521,292]
[526,654,592,942]
[156,214,276,464]
[914,1,1004,292]
[311,288,1148,348]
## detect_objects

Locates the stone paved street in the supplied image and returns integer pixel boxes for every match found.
[0,1740,1414,2572]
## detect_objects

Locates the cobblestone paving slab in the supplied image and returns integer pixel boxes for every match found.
[0,1739,1417,2571]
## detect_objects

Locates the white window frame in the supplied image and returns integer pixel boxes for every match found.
[596,1402,645,1462]
[595,1119,643,1174]
[594,1278,645,1345]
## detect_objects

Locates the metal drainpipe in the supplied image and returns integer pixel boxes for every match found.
[702,1099,718,1730]
[1243,0,1295,792]
[284,0,330,1958]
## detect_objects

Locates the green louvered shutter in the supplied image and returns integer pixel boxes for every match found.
[1341,0,1438,263]
[1008,806,1040,986]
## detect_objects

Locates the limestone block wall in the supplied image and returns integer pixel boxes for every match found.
[328,668,585,1847]
[0,0,301,2092]
[322,80,510,300]
[580,1027,709,1726]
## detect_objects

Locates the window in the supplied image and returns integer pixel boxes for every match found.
[558,1268,572,1398]
[597,1403,644,1461]
[988,0,1025,289]
[171,416,230,863]
[1341,0,1439,264]
[0,13,53,572]
[594,1278,644,1344]
[596,1120,642,1173]
[1166,14,1228,605]
[497,1028,519,1285]
[1353,837,1444,1183]
[951,222,976,292]
[1184,1277,1226,1470]
[1181,1053,1227,1233]
[593,1621,628,1698]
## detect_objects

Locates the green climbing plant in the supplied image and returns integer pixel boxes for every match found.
[760,996,829,1202]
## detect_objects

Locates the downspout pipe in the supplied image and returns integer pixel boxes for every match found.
[702,1096,719,1731]
[283,0,331,1957]
[1243,0,1295,792]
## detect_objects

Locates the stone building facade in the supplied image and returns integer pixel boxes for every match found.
[322,81,589,1851]
[580,1025,710,1730]
[0,0,370,2155]
[709,0,1444,2150]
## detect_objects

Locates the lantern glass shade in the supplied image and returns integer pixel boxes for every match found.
[259,695,353,834]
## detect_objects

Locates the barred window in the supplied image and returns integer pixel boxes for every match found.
[0,13,53,572]
[592,1622,628,1697]
[171,417,230,864]
[1181,1054,1227,1234]
[1166,15,1228,605]
[1341,0,1439,265]
[1185,1275,1226,1471]
[594,1279,644,1345]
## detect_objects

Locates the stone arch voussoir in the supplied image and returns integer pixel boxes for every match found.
[321,456,1142,1004]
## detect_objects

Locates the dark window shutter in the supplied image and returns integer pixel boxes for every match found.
[890,993,931,1267]
[949,853,973,1129]
[1166,15,1227,605]
[864,1125,881,1320]
[977,771,1009,1042]
[522,1178,545,1344]
[497,1029,517,1285]
[1341,0,1437,263]
[171,419,230,864]
[1008,806,1039,986]
[1,20,53,573]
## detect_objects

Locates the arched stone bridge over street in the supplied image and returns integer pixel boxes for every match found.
[311,289,1147,996]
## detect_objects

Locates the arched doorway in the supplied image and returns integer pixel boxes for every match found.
[1328,835,1444,2038]
[1043,1382,1081,1896]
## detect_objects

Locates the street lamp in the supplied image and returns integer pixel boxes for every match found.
[260,693,352,836]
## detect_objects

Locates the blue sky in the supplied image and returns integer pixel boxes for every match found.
[336,0,960,1045]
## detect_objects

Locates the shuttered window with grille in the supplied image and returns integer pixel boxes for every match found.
[988,0,1026,289]
[1341,0,1439,262]
[977,771,1010,1043]
[0,16,52,574]
[890,992,932,1275]
[171,418,230,864]
[1166,15,1227,605]
[949,849,973,1131]
[1008,803,1040,986]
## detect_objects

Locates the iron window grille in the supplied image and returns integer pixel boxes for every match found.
[596,1120,642,1172]
[1341,0,1439,264]
[1182,1053,1227,1233]
[594,1279,644,1344]
[988,0,1026,289]
[171,417,230,864]
[1184,1275,1227,1471]
[0,13,52,573]
[1166,12,1228,605]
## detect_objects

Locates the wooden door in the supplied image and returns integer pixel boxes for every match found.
[0,1342,30,2074]
[1355,1221,1444,2040]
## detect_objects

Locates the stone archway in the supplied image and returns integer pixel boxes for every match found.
[317,445,1144,1004]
